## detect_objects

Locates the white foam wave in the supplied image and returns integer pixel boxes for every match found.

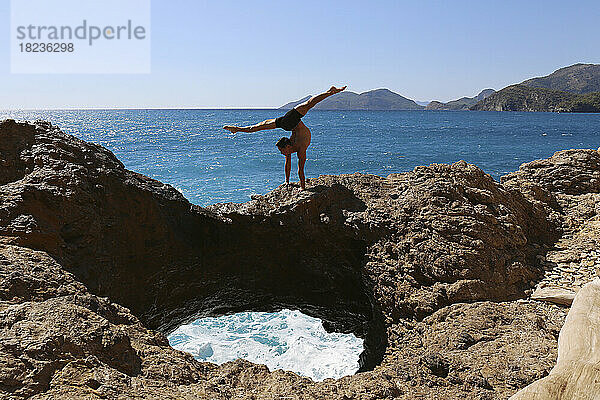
[167,309,363,381]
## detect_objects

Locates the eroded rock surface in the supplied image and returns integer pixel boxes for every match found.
[503,150,600,297]
[1,119,596,399]
[510,278,600,399]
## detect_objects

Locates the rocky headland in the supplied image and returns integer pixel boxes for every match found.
[521,63,600,95]
[1,119,599,399]
[470,85,600,113]
[470,64,600,112]
[426,89,495,111]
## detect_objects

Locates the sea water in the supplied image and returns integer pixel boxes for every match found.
[3,109,600,205]
[167,309,363,381]
[2,109,600,379]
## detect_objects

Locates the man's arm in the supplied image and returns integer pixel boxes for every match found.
[285,154,291,184]
[297,152,306,190]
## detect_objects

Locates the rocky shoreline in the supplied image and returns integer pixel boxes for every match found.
[1,119,599,399]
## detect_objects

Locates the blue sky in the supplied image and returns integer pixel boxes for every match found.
[1,0,599,109]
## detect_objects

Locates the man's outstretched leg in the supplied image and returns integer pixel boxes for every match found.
[294,85,347,116]
[223,118,276,133]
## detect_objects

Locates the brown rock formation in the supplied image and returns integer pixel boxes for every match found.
[2,119,596,399]
[510,278,600,399]
[503,150,600,297]
[501,149,600,196]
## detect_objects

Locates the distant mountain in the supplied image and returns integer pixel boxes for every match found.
[414,100,431,107]
[426,89,495,110]
[279,88,424,110]
[470,84,600,112]
[278,63,600,113]
[521,63,600,94]
[282,96,311,108]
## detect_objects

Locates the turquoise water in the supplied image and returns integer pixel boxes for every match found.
[3,109,600,379]
[168,309,363,381]
[2,109,599,206]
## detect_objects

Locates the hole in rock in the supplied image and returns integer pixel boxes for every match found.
[168,309,364,381]
[58,182,387,377]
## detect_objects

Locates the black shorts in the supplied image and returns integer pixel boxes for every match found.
[275,108,303,131]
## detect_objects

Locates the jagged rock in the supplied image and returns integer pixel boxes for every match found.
[502,149,600,196]
[0,244,205,399]
[0,119,596,399]
[384,301,566,399]
[510,278,600,399]
[503,150,600,299]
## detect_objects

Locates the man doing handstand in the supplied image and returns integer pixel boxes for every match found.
[223,85,346,190]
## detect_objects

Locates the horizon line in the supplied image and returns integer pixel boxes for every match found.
[1,107,467,111]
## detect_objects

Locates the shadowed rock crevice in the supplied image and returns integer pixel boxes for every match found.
[0,120,36,186]
[152,185,389,370]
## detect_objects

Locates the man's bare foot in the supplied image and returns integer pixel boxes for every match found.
[328,85,347,95]
[285,182,302,190]
[223,125,240,134]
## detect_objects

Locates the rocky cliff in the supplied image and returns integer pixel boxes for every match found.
[471,84,600,112]
[469,63,600,112]
[470,85,575,112]
[1,119,599,399]
[521,63,600,95]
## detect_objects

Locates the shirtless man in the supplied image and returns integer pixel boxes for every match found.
[223,85,347,189]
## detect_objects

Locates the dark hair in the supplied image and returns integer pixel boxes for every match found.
[276,137,292,149]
